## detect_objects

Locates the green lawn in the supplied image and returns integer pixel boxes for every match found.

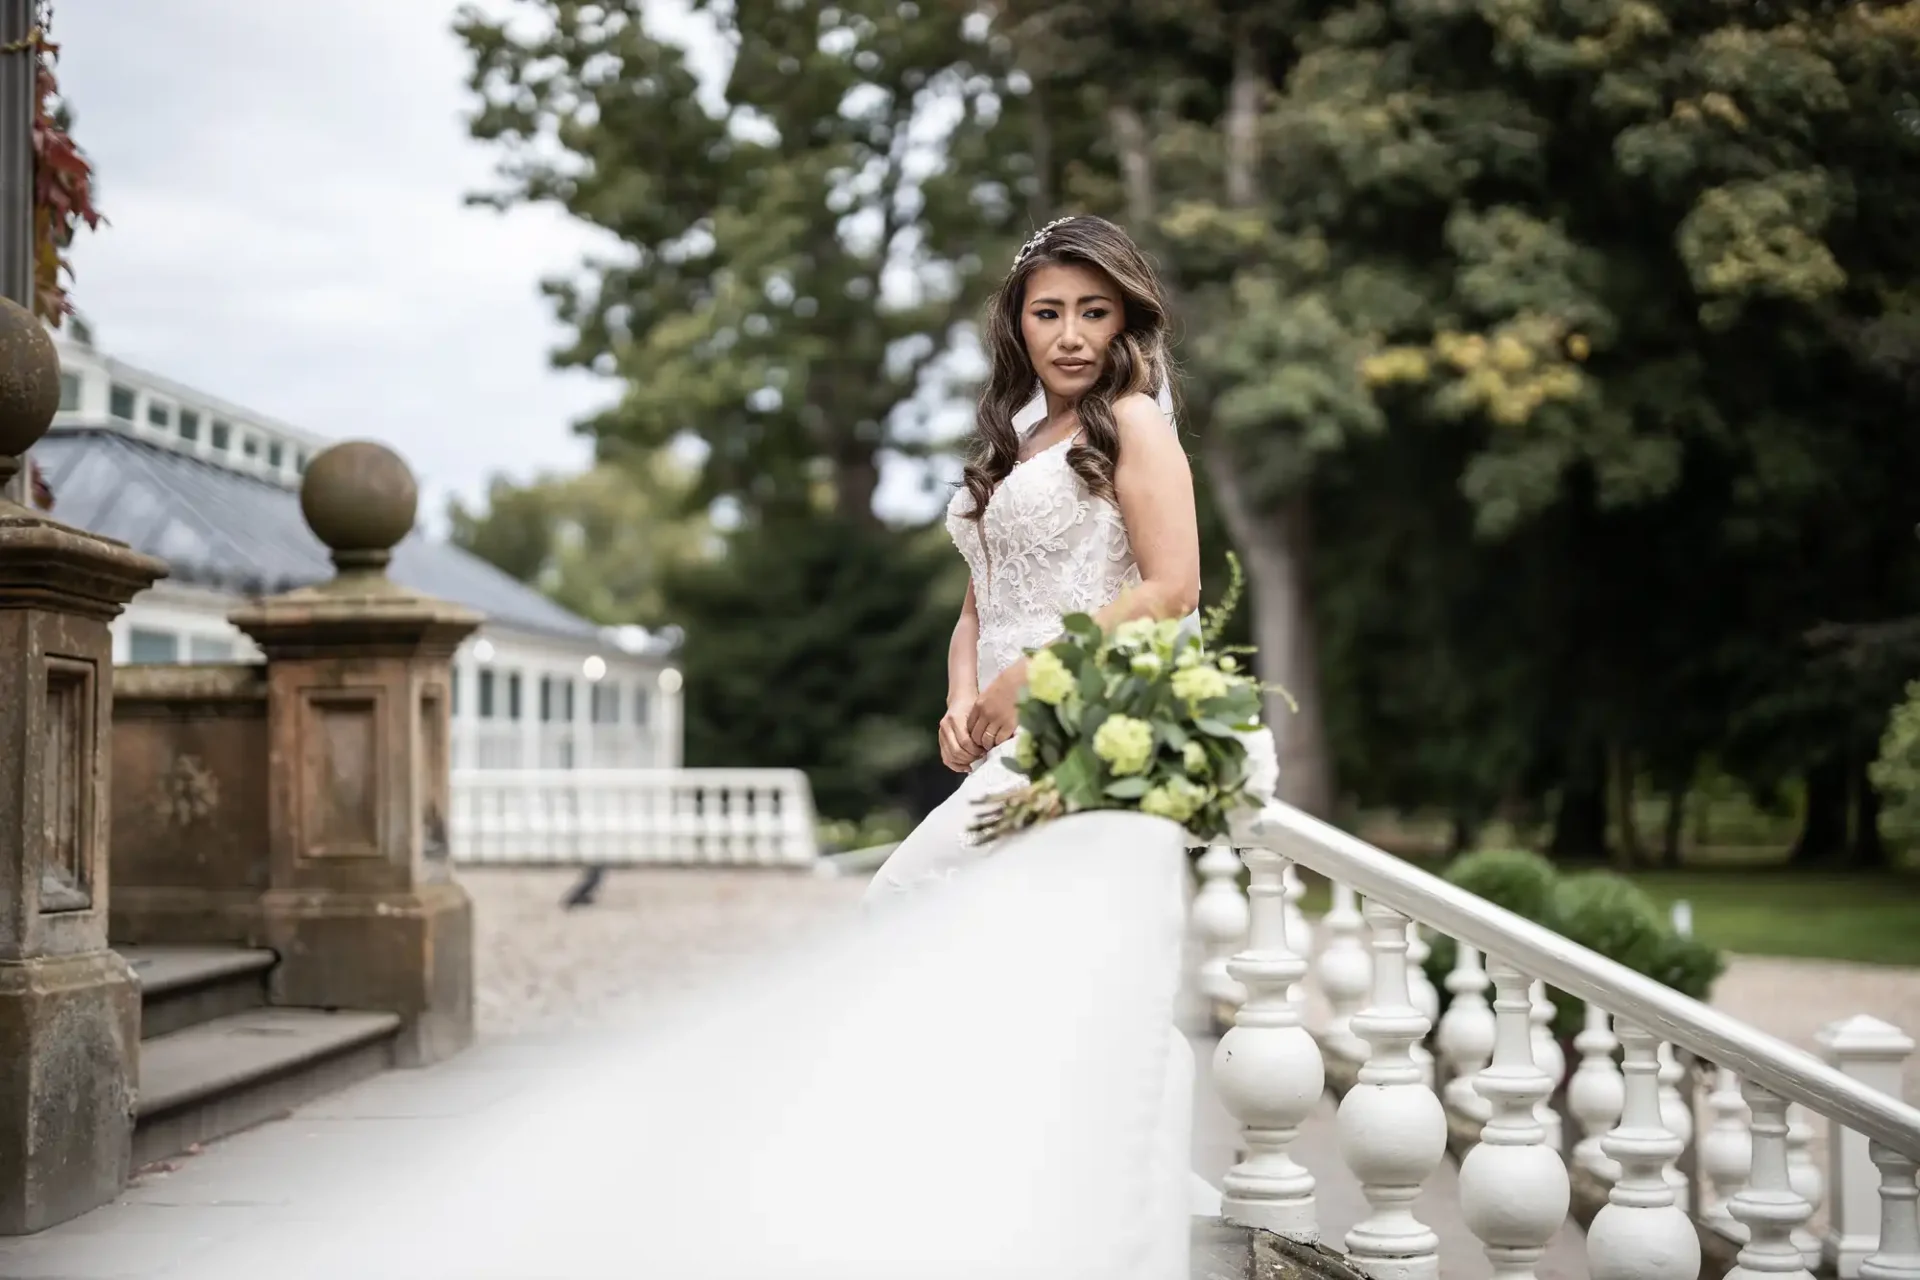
[1281,858,1920,968]
[1615,870,1920,967]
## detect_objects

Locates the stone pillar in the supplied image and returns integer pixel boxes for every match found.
[229,442,481,1068]
[0,297,167,1233]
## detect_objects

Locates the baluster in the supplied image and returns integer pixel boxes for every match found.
[1725,1084,1816,1280]
[1529,981,1566,1152]
[1657,1040,1694,1191]
[1213,847,1323,1239]
[1698,1064,1752,1231]
[1820,1015,1916,1279]
[1568,1002,1626,1180]
[1317,882,1372,1061]
[1407,924,1438,1088]
[1460,959,1570,1280]
[1860,1142,1920,1280]
[1587,1024,1700,1280]
[1436,943,1497,1124]
[1192,845,1250,1010]
[1785,1104,1825,1267]
[1337,898,1447,1280]
[1283,862,1314,959]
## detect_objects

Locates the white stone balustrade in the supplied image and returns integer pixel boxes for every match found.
[1587,1022,1700,1280]
[1337,897,1448,1280]
[1860,1141,1920,1280]
[1727,1084,1817,1280]
[1238,801,1920,1280]
[1317,881,1372,1062]
[449,767,819,867]
[1459,958,1570,1280]
[1191,844,1250,1009]
[1529,980,1566,1152]
[1436,942,1496,1123]
[1569,1001,1626,1180]
[1824,1017,1919,1277]
[1787,1103,1827,1266]
[1213,847,1324,1239]
[1700,1063,1754,1231]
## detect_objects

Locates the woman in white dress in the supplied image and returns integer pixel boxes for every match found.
[866,215,1204,904]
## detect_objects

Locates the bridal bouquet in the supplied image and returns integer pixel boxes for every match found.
[969,557,1285,844]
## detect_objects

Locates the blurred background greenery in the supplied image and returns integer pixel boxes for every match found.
[446,1,1920,964]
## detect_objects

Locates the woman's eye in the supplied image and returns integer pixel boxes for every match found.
[1033,308,1058,320]
[1084,308,1110,320]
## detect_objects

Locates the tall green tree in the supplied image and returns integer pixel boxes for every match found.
[455,0,1036,524]
[447,452,714,628]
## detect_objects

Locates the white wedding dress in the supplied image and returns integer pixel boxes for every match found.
[866,389,1223,1222]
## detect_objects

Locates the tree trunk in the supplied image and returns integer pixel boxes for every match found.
[1205,446,1335,816]
[1550,742,1610,862]
[1851,756,1887,869]
[832,455,881,527]
[1788,755,1850,866]
[1609,742,1642,869]
[1661,783,1687,869]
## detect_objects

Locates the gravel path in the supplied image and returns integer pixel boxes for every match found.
[461,866,867,1039]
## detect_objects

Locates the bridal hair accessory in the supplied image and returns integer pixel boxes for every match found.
[969,554,1292,845]
[1012,217,1074,269]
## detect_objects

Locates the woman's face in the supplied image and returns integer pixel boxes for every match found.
[1020,261,1125,404]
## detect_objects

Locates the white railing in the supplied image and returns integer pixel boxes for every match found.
[449,768,819,868]
[1185,801,1920,1280]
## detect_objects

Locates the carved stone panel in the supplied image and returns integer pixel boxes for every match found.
[418,683,450,876]
[39,657,94,914]
[300,690,383,859]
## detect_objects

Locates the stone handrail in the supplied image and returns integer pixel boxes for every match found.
[1239,802,1920,1162]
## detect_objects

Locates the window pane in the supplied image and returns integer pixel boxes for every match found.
[58,372,79,411]
[211,420,232,450]
[451,668,461,717]
[109,384,136,420]
[187,635,233,661]
[508,673,522,721]
[562,680,575,721]
[147,402,170,427]
[178,410,201,442]
[633,688,651,728]
[242,436,259,457]
[478,670,496,720]
[127,628,180,665]
[540,676,552,723]
[268,442,284,467]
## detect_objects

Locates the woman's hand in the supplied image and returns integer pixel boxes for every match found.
[939,699,984,772]
[966,667,1023,753]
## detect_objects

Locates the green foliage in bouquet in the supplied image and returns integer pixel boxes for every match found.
[969,556,1288,844]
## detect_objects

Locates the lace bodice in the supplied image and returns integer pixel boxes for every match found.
[946,433,1142,691]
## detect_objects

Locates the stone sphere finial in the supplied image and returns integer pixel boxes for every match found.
[0,295,63,498]
[300,440,419,574]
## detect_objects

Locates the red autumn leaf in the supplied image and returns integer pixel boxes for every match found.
[28,35,105,325]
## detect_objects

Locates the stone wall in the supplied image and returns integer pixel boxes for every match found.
[108,663,270,948]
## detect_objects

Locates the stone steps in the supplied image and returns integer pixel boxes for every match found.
[122,946,401,1167]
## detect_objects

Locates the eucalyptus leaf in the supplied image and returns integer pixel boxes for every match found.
[1105,776,1152,799]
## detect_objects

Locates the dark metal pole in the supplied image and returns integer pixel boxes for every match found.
[0,0,33,505]
[0,0,35,309]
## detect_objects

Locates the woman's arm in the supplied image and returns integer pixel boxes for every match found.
[949,579,982,707]
[940,581,985,770]
[967,394,1201,747]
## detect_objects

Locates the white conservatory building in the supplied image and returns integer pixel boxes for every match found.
[40,329,684,774]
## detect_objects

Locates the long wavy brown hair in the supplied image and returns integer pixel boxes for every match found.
[959,215,1175,521]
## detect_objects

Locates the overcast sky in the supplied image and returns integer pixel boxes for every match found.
[53,0,942,527]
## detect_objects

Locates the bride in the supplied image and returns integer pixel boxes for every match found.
[865,214,1226,1218]
[867,214,1203,903]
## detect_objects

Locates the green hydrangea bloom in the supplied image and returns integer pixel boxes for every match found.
[1092,714,1154,775]
[1027,649,1074,705]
